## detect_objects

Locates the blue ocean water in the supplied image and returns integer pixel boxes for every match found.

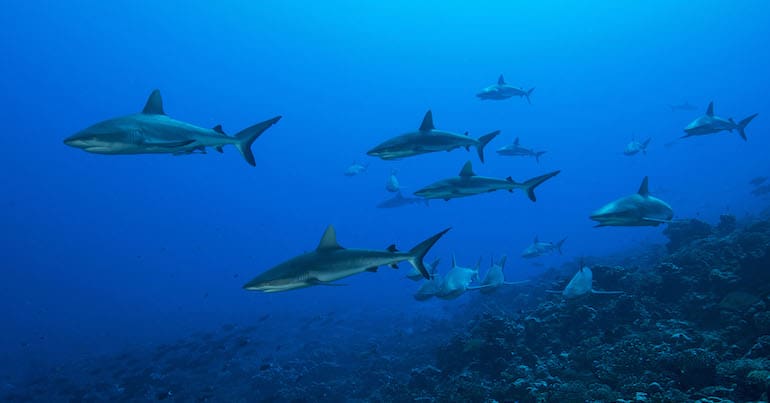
[2,0,770,398]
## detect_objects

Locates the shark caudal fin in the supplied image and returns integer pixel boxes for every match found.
[736,113,759,141]
[556,238,567,254]
[407,228,451,279]
[525,88,535,104]
[520,170,561,202]
[233,116,282,166]
[475,130,500,163]
[535,151,546,163]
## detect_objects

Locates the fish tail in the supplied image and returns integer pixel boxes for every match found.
[736,113,758,141]
[475,130,500,163]
[556,238,567,255]
[520,170,561,202]
[407,228,451,279]
[535,151,546,163]
[525,87,535,104]
[233,116,282,166]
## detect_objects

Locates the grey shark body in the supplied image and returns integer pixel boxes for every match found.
[344,162,369,176]
[386,169,400,192]
[435,256,480,300]
[414,272,444,301]
[377,191,429,208]
[367,111,499,162]
[476,75,535,104]
[623,138,651,156]
[243,226,450,292]
[472,255,528,294]
[590,176,673,227]
[414,161,560,202]
[496,137,546,162]
[63,90,281,166]
[683,101,758,141]
[521,236,566,259]
[547,267,623,299]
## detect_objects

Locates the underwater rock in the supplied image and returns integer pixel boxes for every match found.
[716,214,737,235]
[663,219,713,252]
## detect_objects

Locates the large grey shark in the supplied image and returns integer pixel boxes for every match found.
[243,226,450,292]
[414,271,444,301]
[63,90,281,166]
[521,236,566,259]
[366,111,500,162]
[623,137,651,156]
[377,191,429,209]
[547,266,623,299]
[590,176,673,227]
[476,75,535,104]
[682,101,758,141]
[435,256,481,300]
[414,161,560,202]
[496,137,546,162]
[470,255,529,294]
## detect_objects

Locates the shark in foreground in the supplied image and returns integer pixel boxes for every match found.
[63,90,282,166]
[243,226,450,292]
[521,236,566,259]
[476,75,535,104]
[414,161,560,202]
[547,266,623,299]
[367,110,499,162]
[496,137,547,162]
[407,258,440,281]
[472,255,529,294]
[435,256,481,300]
[377,191,429,208]
[590,176,673,227]
[683,101,758,141]
[623,137,651,156]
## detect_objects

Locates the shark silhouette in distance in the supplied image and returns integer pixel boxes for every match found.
[521,236,566,258]
[496,137,547,162]
[470,255,529,294]
[63,90,281,166]
[344,162,369,176]
[476,75,535,104]
[623,137,651,156]
[590,176,674,227]
[243,226,450,292]
[414,161,560,202]
[366,110,499,162]
[546,266,623,299]
[682,101,758,141]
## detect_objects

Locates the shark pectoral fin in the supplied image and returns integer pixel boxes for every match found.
[147,139,197,148]
[308,279,347,286]
[215,146,224,153]
[366,267,378,273]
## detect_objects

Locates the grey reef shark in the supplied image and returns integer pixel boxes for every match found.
[367,110,500,163]
[682,101,758,141]
[414,161,560,202]
[243,225,450,292]
[547,266,623,299]
[522,236,566,258]
[64,90,281,166]
[496,137,547,162]
[476,74,535,104]
[590,177,673,227]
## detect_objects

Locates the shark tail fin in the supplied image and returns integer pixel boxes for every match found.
[535,151,546,163]
[736,113,758,141]
[525,88,535,104]
[407,228,451,279]
[497,255,507,269]
[520,170,561,202]
[233,116,282,166]
[556,238,567,255]
[475,130,500,163]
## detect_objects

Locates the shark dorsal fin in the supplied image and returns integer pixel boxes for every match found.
[212,124,225,134]
[706,101,714,117]
[419,110,435,132]
[533,235,539,243]
[142,90,165,115]
[497,74,505,85]
[637,176,650,197]
[474,257,482,270]
[451,253,457,268]
[514,137,520,146]
[316,225,343,251]
[459,161,475,177]
[498,255,507,269]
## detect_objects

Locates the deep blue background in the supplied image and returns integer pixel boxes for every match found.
[1,0,769,378]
